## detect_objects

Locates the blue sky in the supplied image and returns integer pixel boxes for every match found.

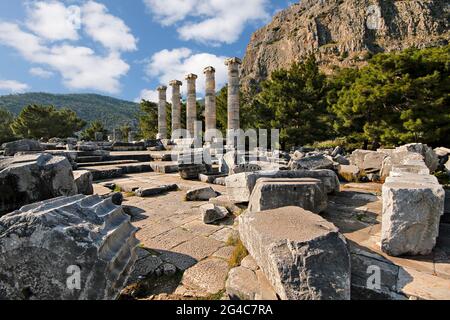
[0,0,292,102]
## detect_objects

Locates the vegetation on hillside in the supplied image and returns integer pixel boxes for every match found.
[9,105,86,140]
[0,93,139,129]
[0,108,15,144]
[239,45,450,150]
[80,120,108,141]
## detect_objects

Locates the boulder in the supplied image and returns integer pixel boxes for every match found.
[247,178,327,213]
[434,147,450,158]
[290,154,334,170]
[0,194,139,300]
[0,154,77,215]
[231,163,262,174]
[200,204,228,224]
[73,170,93,195]
[331,146,344,157]
[291,150,305,161]
[2,139,42,156]
[239,207,351,300]
[226,169,339,203]
[381,177,445,256]
[185,186,218,201]
[333,155,350,165]
[338,165,361,182]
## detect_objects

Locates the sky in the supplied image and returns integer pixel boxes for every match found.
[0,0,293,102]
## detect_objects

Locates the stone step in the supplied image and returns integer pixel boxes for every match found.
[77,160,139,167]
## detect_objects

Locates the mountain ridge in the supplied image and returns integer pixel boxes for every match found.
[0,92,140,129]
[241,0,450,90]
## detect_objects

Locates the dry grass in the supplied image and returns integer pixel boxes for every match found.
[227,236,248,268]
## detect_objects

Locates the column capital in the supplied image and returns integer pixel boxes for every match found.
[169,80,183,87]
[203,66,216,74]
[185,73,198,80]
[157,85,167,91]
[225,57,242,66]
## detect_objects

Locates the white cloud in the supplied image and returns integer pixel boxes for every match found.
[144,0,270,45]
[82,1,137,52]
[29,67,54,78]
[144,48,228,97]
[0,80,30,93]
[135,89,159,103]
[0,1,137,94]
[25,1,80,41]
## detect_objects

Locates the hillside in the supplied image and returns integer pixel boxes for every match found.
[241,0,450,90]
[0,93,140,129]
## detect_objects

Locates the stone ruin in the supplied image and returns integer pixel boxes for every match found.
[0,194,139,300]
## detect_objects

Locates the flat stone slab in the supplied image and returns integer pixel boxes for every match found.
[170,236,224,262]
[181,258,230,294]
[239,206,351,300]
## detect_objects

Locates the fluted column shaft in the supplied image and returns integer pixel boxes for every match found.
[185,74,198,138]
[169,80,182,137]
[204,66,216,140]
[157,85,167,140]
[225,58,241,133]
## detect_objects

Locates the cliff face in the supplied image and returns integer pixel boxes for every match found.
[241,0,449,89]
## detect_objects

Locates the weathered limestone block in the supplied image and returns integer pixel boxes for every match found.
[381,179,445,256]
[200,204,228,224]
[338,165,361,182]
[0,195,139,300]
[380,151,424,181]
[248,178,327,213]
[226,265,278,300]
[226,169,339,203]
[0,154,77,215]
[290,154,334,170]
[186,186,218,201]
[349,150,374,168]
[239,207,351,300]
[134,184,178,197]
[2,139,42,156]
[178,164,207,180]
[231,163,262,174]
[73,170,93,195]
[362,152,388,173]
[396,143,439,172]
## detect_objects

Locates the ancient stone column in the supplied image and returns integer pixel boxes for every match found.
[169,80,183,138]
[157,85,167,140]
[204,66,216,141]
[185,74,198,138]
[225,57,242,146]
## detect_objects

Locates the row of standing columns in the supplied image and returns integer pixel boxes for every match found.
[156,57,242,143]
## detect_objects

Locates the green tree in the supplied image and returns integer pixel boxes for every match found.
[139,100,159,139]
[80,120,108,141]
[0,108,16,144]
[331,45,450,148]
[11,105,86,140]
[255,56,331,150]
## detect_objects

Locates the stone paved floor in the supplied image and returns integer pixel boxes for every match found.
[94,173,450,300]
[95,172,238,299]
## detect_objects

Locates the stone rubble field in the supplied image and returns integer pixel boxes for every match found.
[0,139,450,300]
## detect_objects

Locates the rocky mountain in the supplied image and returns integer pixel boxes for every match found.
[241,0,450,90]
[0,92,140,129]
